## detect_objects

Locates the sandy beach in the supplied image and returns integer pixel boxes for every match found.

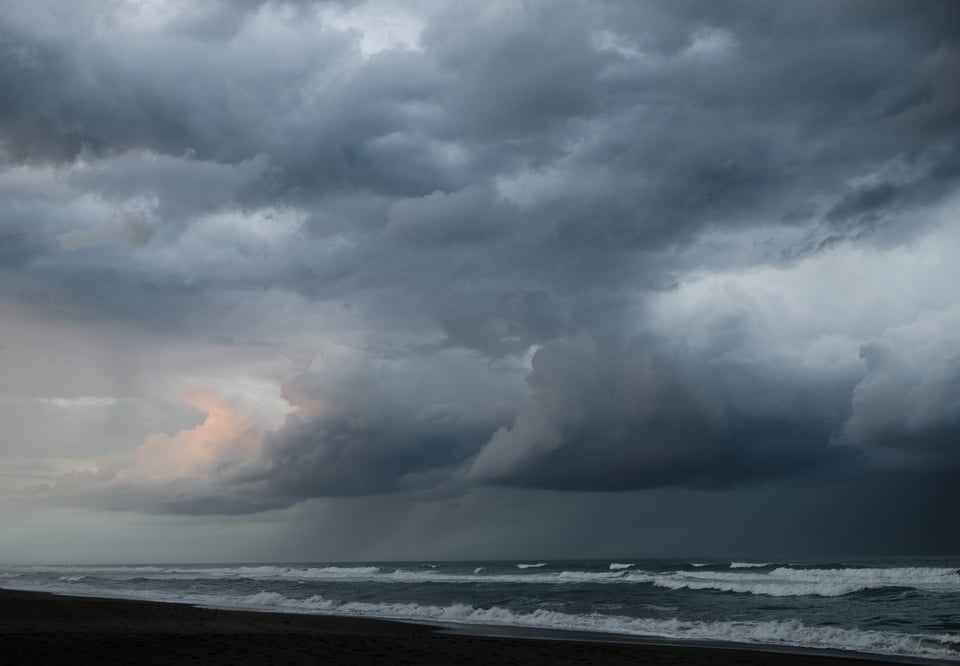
[0,588,946,665]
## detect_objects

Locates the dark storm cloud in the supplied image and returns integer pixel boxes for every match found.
[252,362,498,498]
[0,1,355,165]
[4,0,957,261]
[257,400,492,499]
[436,288,569,357]
[42,350,514,514]
[384,185,518,246]
[840,309,960,459]
[468,333,858,491]
[4,0,960,514]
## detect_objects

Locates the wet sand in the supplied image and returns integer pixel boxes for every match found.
[0,588,943,665]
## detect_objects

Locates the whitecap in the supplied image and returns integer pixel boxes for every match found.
[646,566,960,597]
[211,593,960,660]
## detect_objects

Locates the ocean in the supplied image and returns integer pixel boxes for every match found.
[2,558,959,661]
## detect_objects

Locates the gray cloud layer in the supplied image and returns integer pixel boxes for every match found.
[2,0,959,525]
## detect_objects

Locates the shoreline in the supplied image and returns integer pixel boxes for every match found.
[1,588,954,665]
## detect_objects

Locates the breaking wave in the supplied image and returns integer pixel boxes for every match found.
[179,592,960,659]
[4,561,960,661]
[645,567,960,597]
[7,564,959,596]
[21,584,949,660]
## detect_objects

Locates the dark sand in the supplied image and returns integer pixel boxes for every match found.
[0,588,946,665]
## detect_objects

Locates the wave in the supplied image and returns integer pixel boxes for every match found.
[16,565,170,576]
[769,566,960,587]
[5,566,960,660]
[5,565,629,586]
[13,581,951,660]
[6,564,958,597]
[32,565,385,582]
[207,565,383,579]
[383,569,628,585]
[646,567,960,597]
[730,562,771,569]
[44,587,951,660]
[218,594,960,659]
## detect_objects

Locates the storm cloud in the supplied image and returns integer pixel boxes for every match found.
[2,0,960,558]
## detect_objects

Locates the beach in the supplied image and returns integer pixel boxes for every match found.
[0,588,946,665]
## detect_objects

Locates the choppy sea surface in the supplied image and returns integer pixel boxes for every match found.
[3,558,959,661]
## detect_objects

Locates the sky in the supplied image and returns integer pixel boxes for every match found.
[1,0,959,564]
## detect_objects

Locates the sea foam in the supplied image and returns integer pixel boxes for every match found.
[644,566,960,597]
[197,592,960,660]
[4,562,959,660]
[9,564,958,595]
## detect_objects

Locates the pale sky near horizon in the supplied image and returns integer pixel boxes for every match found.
[1,0,959,564]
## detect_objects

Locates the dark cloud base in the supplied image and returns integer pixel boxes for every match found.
[2,0,959,554]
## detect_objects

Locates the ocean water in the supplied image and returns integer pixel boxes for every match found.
[2,558,959,661]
